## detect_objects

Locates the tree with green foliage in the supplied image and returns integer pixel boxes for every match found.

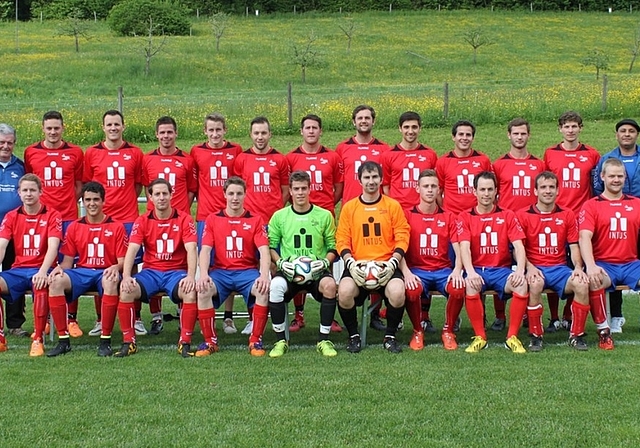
[290,32,324,84]
[582,48,610,80]
[108,0,191,36]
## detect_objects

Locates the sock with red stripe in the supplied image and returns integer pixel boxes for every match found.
[570,301,590,337]
[101,294,119,337]
[49,295,69,337]
[117,302,136,344]
[33,288,49,342]
[507,292,528,339]
[198,307,218,345]
[179,302,197,344]
[444,284,464,333]
[465,294,486,339]
[250,303,268,344]
[527,304,544,338]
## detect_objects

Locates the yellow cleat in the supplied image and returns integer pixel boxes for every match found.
[464,335,487,353]
[505,335,526,354]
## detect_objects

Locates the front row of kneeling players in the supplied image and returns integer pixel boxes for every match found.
[1,157,637,357]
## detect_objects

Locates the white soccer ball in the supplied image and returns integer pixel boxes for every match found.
[291,256,315,285]
[362,261,382,290]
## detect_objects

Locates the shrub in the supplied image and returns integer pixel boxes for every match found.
[107,0,191,36]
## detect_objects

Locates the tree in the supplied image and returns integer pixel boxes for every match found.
[582,48,610,80]
[140,15,167,77]
[630,24,640,73]
[461,28,494,65]
[209,11,229,52]
[338,18,358,52]
[290,32,324,83]
[108,0,191,36]
[56,8,92,52]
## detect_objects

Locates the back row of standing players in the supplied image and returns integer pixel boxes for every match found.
[1,106,638,355]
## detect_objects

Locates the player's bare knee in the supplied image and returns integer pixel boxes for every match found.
[385,279,405,307]
[319,278,336,297]
[181,291,196,304]
[269,276,287,303]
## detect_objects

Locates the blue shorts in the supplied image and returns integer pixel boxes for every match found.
[133,269,187,303]
[123,222,143,265]
[0,267,40,302]
[473,266,513,300]
[410,267,452,298]
[538,265,573,300]
[65,267,112,303]
[597,260,640,291]
[209,269,258,309]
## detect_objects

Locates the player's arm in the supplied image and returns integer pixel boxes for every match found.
[509,240,527,288]
[448,242,465,289]
[33,237,61,290]
[135,183,143,197]
[103,256,125,283]
[460,240,483,291]
[196,244,214,293]
[0,237,9,264]
[179,241,198,294]
[255,244,271,295]
[49,254,75,280]
[568,243,588,283]
[333,182,344,205]
[75,180,83,201]
[122,242,141,281]
[188,191,196,206]
[399,257,420,290]
[382,185,390,195]
[579,229,605,287]
[280,185,290,207]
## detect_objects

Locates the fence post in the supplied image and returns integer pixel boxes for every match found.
[118,86,124,114]
[601,75,608,112]
[443,82,449,120]
[287,82,293,129]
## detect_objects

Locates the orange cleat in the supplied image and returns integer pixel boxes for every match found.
[249,341,266,357]
[409,330,424,351]
[29,340,45,357]
[68,322,84,338]
[442,332,458,351]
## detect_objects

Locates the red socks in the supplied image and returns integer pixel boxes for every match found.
[49,295,68,337]
[570,301,590,337]
[547,292,560,320]
[33,288,49,342]
[179,302,197,344]
[101,294,119,337]
[118,301,136,343]
[507,292,528,339]
[493,294,506,320]
[589,289,607,326]
[527,304,544,338]
[465,294,486,339]
[198,307,218,345]
[405,282,423,332]
[444,283,464,333]
[250,304,269,345]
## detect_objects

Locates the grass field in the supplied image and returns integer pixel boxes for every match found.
[2,294,640,446]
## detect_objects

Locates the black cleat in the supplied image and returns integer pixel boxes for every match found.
[114,342,138,357]
[46,339,71,357]
[178,343,194,358]
[569,335,588,351]
[383,336,402,354]
[97,338,113,357]
[149,319,163,335]
[370,314,386,332]
[346,335,362,353]
[528,336,543,352]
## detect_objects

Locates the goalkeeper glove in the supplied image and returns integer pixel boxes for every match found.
[276,258,295,280]
[310,258,330,280]
[346,258,366,286]
[377,257,399,286]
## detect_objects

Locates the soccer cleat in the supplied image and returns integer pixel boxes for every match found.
[490,318,505,331]
[178,343,194,358]
[149,319,163,335]
[370,314,386,332]
[505,335,526,354]
[0,342,7,352]
[241,320,253,335]
[546,319,560,333]
[268,340,289,358]
[68,322,83,338]
[346,335,362,353]
[569,335,588,351]
[223,318,237,334]
[289,312,306,332]
[97,339,113,357]
[409,330,424,351]
[88,321,102,337]
[528,336,543,352]
[29,340,45,357]
[46,339,71,357]
[330,320,343,332]
[195,342,219,357]
[8,327,29,337]
[114,342,137,357]
[453,317,461,333]
[465,336,487,353]
[442,332,458,350]
[610,317,626,334]
[598,329,614,350]
[561,319,572,331]
[31,323,51,341]
[134,320,148,336]
[249,341,266,357]
[383,336,402,353]
[420,319,437,334]
[316,340,338,357]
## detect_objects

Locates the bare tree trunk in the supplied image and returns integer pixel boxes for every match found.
[301,66,306,83]
[216,37,220,52]
[75,33,79,52]
[630,54,637,73]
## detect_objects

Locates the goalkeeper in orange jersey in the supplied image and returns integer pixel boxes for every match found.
[336,161,410,353]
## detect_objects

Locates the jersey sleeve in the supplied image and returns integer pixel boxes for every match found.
[201,215,216,248]
[129,215,146,246]
[456,213,471,242]
[578,201,595,233]
[60,222,79,258]
[506,210,525,243]
[278,154,290,187]
[322,211,337,254]
[181,213,197,244]
[268,211,283,250]
[73,147,84,182]
[186,155,198,194]
[83,147,95,183]
[0,212,15,240]
[446,211,458,243]
[566,209,579,244]
[336,200,354,256]
[253,216,269,248]
[133,147,144,184]
[435,157,446,190]
[391,201,410,255]
[49,210,63,240]
[381,151,392,187]
[116,223,128,258]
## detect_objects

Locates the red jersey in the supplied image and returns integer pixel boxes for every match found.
[201,210,268,270]
[61,216,127,268]
[233,147,290,223]
[381,144,438,210]
[190,141,243,221]
[129,209,197,271]
[543,143,600,213]
[24,141,84,221]
[142,148,197,214]
[404,206,457,271]
[435,150,492,215]
[516,205,578,267]
[493,153,546,211]
[83,141,144,223]
[457,206,525,268]
[286,146,343,214]
[578,194,640,263]
[0,205,62,268]
[335,137,391,202]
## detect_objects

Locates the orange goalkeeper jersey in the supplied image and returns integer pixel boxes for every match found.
[337,194,410,261]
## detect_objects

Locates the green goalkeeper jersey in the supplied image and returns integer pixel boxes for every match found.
[268,204,336,260]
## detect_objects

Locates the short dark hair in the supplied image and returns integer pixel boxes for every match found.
[452,120,476,137]
[148,178,173,195]
[352,105,376,121]
[289,170,311,186]
[418,169,438,182]
[223,176,246,192]
[103,110,124,125]
[399,111,421,127]
[82,181,106,201]
[42,110,63,125]
[358,161,382,180]
[507,117,530,133]
[250,116,271,132]
[205,112,226,128]
[19,173,42,191]
[534,171,558,189]
[558,111,583,127]
[155,116,177,132]
[473,171,496,189]
[300,114,322,129]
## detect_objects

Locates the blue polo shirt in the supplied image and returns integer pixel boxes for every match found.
[0,155,25,221]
